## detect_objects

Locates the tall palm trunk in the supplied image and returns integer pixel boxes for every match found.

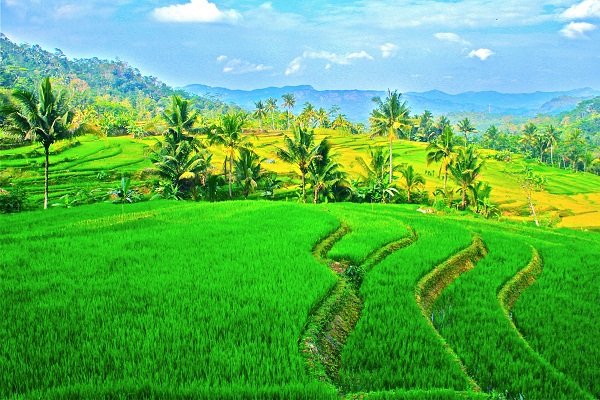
[550,144,554,166]
[286,110,290,130]
[271,112,275,130]
[313,185,319,204]
[228,152,233,198]
[461,185,467,210]
[388,135,393,184]
[44,145,50,210]
[301,171,306,203]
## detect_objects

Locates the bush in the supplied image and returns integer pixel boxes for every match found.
[344,264,365,287]
[0,185,28,213]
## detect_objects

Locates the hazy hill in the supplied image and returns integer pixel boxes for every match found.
[184,84,600,122]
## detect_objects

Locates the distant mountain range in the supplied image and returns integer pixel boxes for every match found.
[184,84,600,122]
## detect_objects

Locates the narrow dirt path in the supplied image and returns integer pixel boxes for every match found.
[414,236,487,392]
[300,223,417,390]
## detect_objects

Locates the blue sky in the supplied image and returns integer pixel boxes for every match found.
[2,0,600,93]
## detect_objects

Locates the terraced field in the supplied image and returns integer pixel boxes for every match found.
[2,201,598,398]
[2,130,600,227]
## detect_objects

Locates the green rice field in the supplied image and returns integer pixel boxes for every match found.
[2,200,599,398]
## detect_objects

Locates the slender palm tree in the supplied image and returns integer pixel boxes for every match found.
[265,97,277,130]
[448,145,485,210]
[369,89,411,183]
[316,107,329,128]
[253,100,267,132]
[457,117,476,145]
[234,148,264,199]
[299,102,316,128]
[470,181,492,214]
[545,125,560,166]
[520,122,537,157]
[276,126,323,203]
[308,139,346,203]
[1,77,73,209]
[355,146,398,203]
[426,125,456,192]
[483,125,500,149]
[399,165,425,203]
[282,93,296,130]
[332,113,350,131]
[162,95,200,144]
[209,112,251,198]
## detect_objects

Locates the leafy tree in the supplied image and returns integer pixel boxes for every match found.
[299,102,316,128]
[426,125,456,192]
[457,117,476,145]
[416,110,435,142]
[316,107,330,128]
[448,145,485,210]
[265,97,278,130]
[282,93,296,130]
[332,113,350,131]
[1,77,73,209]
[253,100,267,132]
[399,165,425,203]
[308,139,346,203]
[519,122,538,158]
[276,126,323,203]
[369,89,412,183]
[470,181,492,214]
[234,148,264,199]
[162,95,200,144]
[209,112,251,198]
[518,166,545,226]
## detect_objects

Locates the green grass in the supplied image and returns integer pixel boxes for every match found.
[0,201,341,398]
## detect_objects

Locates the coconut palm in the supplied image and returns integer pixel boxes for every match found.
[308,139,346,203]
[276,126,323,203]
[265,97,277,130]
[234,148,264,199]
[282,93,296,130]
[369,89,412,183]
[426,125,456,192]
[519,122,537,157]
[209,112,251,198]
[399,165,425,203]
[316,107,330,128]
[457,117,476,145]
[1,77,73,209]
[470,181,492,214]
[355,146,398,203]
[448,145,485,210]
[162,95,200,144]
[152,139,212,194]
[332,113,350,131]
[545,125,560,166]
[253,100,267,132]
[299,102,316,128]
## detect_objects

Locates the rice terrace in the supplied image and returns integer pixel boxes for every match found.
[1,1,600,399]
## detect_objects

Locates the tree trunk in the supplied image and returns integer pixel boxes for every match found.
[389,138,393,184]
[287,110,290,130]
[313,186,319,204]
[443,166,448,193]
[407,189,411,203]
[550,144,554,166]
[461,186,467,210]
[228,154,233,198]
[44,145,50,210]
[301,171,306,203]
[271,112,275,130]
[528,191,539,227]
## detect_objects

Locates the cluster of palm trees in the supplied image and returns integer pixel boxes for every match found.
[252,93,358,133]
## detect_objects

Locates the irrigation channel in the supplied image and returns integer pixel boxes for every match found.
[299,222,594,398]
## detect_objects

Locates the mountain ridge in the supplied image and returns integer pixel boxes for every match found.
[184,84,600,122]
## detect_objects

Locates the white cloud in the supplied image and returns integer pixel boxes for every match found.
[54,4,90,19]
[560,21,597,38]
[561,0,600,20]
[152,0,241,24]
[434,32,471,45]
[380,42,398,58]
[285,49,373,76]
[468,48,495,61]
[285,57,303,76]
[218,57,272,74]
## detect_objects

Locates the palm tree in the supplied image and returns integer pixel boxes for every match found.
[355,146,398,203]
[426,125,456,192]
[162,95,200,144]
[276,126,323,203]
[448,145,485,210]
[519,122,537,157]
[399,165,425,203]
[316,107,330,128]
[299,102,316,128]
[253,100,267,132]
[308,139,346,203]
[332,113,350,131]
[483,125,500,150]
[457,117,476,145]
[470,181,492,214]
[209,112,251,198]
[1,77,73,209]
[265,97,277,130]
[545,125,560,166]
[282,93,296,130]
[369,89,412,183]
[234,148,264,199]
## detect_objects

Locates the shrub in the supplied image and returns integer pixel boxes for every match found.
[0,185,28,213]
